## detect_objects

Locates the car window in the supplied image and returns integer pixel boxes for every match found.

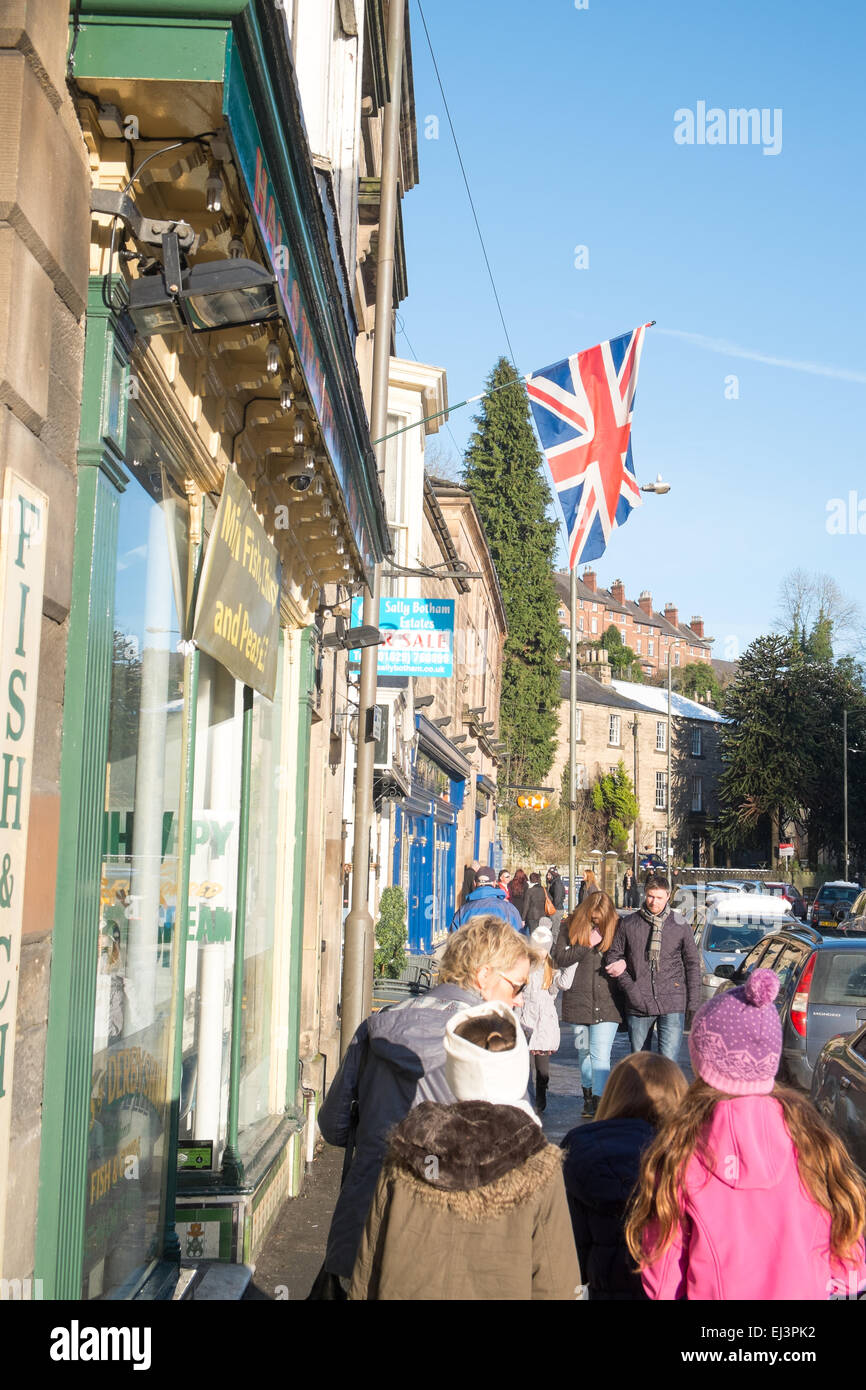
[853,1030,866,1062]
[819,886,859,904]
[752,939,787,974]
[771,942,808,993]
[818,953,866,1006]
[705,922,767,952]
[741,939,777,973]
[851,892,866,919]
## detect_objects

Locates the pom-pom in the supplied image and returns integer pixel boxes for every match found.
[743,968,779,1007]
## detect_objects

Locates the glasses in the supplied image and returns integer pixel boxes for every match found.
[496,971,527,998]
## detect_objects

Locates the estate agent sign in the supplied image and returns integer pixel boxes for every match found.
[0,471,47,1274]
[193,470,282,700]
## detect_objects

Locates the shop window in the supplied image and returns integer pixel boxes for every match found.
[238,671,285,1144]
[87,409,188,1299]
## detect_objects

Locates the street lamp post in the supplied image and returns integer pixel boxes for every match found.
[631,714,639,880]
[565,475,670,907]
[666,646,672,872]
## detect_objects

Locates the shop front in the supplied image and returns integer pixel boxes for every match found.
[392,716,469,952]
[37,2,388,1299]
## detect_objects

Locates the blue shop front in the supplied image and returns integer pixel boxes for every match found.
[392,715,470,953]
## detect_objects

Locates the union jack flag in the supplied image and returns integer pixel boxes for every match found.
[526,325,649,569]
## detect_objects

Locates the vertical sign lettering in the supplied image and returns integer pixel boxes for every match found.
[0,473,47,1274]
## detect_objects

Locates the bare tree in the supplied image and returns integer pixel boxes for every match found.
[423,435,464,483]
[775,568,865,658]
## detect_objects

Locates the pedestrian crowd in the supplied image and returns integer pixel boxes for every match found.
[315,871,866,1301]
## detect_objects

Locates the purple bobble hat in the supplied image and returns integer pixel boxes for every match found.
[688,969,783,1096]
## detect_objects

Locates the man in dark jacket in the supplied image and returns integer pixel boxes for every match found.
[604,873,700,1059]
[522,872,548,932]
[546,867,566,912]
[449,865,523,932]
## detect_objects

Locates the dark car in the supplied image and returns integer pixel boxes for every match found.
[811,1022,866,1174]
[810,881,861,931]
[719,925,866,1089]
[639,852,667,874]
[834,887,866,935]
[763,881,808,921]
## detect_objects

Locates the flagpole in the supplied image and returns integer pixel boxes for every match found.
[569,563,577,912]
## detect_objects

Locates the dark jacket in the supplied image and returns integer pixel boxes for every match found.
[605,909,701,1017]
[561,1117,655,1300]
[449,883,524,933]
[622,874,640,909]
[523,881,547,930]
[318,983,482,1277]
[547,873,566,911]
[552,922,625,1026]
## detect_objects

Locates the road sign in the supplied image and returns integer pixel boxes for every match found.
[779,843,794,858]
[516,793,550,810]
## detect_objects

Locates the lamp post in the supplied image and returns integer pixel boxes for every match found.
[631,713,639,880]
[666,646,672,872]
[341,0,405,1049]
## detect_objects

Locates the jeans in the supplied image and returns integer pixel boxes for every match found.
[567,1021,620,1097]
[627,1012,684,1061]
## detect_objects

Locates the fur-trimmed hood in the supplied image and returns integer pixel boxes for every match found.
[384,1100,562,1220]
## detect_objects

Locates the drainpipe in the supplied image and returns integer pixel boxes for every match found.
[341,0,405,1052]
[161,483,203,1262]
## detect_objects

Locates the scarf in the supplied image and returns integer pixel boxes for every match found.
[639,904,668,970]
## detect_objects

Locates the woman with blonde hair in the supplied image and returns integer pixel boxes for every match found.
[317,918,537,1292]
[624,970,866,1300]
[561,1052,688,1299]
[552,891,624,1116]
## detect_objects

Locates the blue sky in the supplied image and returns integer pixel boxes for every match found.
[400,0,866,660]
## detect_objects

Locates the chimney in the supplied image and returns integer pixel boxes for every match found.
[610,578,625,605]
[690,615,704,639]
[638,590,653,617]
[664,602,679,629]
[580,648,612,685]
[582,567,597,593]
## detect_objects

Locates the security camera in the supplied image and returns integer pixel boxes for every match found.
[290,472,314,493]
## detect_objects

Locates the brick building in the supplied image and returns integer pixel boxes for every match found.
[553,569,712,678]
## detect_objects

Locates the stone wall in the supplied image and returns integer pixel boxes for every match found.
[0,0,89,1278]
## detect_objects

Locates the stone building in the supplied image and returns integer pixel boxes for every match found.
[553,651,726,872]
[0,0,424,1300]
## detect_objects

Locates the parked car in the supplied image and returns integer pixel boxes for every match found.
[763,880,808,921]
[810,880,861,931]
[719,924,866,1089]
[639,853,667,874]
[694,894,799,1004]
[830,887,866,934]
[811,1021,866,1174]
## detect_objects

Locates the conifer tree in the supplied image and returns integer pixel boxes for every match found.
[462,358,564,784]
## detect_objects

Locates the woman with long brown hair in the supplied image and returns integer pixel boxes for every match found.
[562,1052,688,1299]
[624,970,866,1300]
[509,867,529,920]
[552,891,625,1117]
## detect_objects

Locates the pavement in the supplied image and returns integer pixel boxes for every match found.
[245,1018,693,1299]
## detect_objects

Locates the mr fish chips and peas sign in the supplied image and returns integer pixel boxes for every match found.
[193,469,282,700]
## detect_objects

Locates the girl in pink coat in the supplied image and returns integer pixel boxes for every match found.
[625,969,866,1301]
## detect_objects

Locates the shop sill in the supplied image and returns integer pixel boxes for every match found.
[177,1110,305,1198]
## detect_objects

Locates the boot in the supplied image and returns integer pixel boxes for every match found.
[535,1076,548,1114]
[581,1087,593,1118]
